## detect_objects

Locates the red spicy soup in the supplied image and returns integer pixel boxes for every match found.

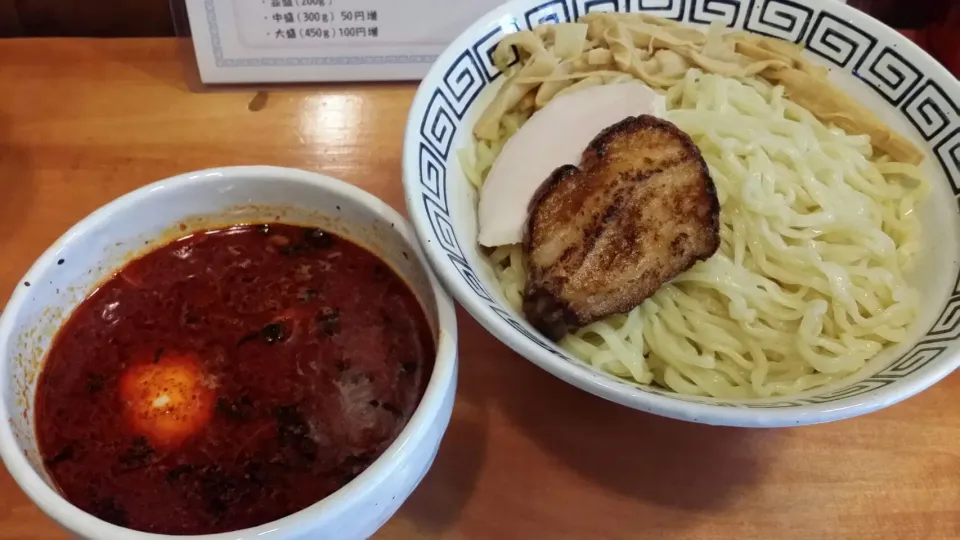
[36,224,435,535]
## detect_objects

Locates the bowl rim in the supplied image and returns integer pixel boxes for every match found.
[0,165,459,539]
[401,0,960,427]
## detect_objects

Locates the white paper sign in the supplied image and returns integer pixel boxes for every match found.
[185,0,508,83]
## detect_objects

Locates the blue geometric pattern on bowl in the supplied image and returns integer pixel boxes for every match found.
[416,0,960,407]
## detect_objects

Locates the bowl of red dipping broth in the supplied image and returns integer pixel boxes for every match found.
[0,166,458,540]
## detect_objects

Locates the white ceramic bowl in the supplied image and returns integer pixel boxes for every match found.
[402,0,960,427]
[0,166,458,540]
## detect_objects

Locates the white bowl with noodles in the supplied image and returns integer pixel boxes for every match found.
[402,0,960,426]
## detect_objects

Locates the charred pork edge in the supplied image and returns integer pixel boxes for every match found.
[522,165,582,340]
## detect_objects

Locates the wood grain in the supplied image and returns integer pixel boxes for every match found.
[0,38,958,540]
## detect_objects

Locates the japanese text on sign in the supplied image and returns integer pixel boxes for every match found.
[258,0,380,42]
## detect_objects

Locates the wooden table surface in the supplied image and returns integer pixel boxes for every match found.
[0,38,958,540]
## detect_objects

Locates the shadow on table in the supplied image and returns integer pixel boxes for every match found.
[393,307,776,535]
[391,309,492,534]
[483,332,774,512]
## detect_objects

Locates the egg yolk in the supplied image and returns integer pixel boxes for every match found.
[118,351,214,449]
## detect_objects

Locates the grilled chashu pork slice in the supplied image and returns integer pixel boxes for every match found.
[522,115,721,340]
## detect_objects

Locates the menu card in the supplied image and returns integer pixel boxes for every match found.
[185,0,508,83]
